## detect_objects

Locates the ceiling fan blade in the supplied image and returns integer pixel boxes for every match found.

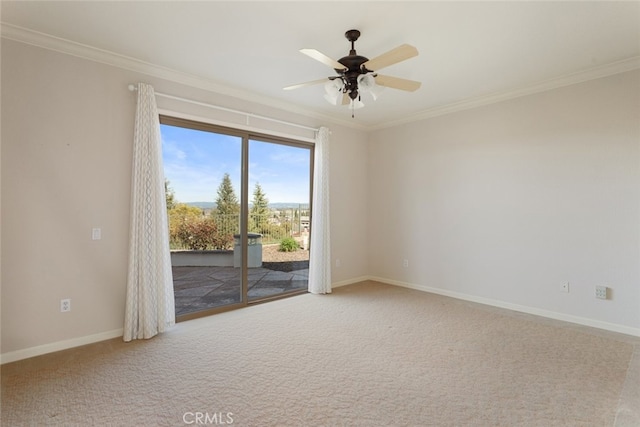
[374,74,422,92]
[300,48,346,70]
[362,44,418,71]
[283,78,329,91]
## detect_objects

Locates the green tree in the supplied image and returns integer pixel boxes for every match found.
[213,173,240,238]
[250,182,269,233]
[165,179,176,210]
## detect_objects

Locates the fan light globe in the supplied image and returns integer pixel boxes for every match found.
[324,79,344,105]
[357,73,374,89]
[324,93,340,105]
[358,74,384,101]
[350,99,365,110]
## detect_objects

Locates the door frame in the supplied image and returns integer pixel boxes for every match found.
[160,115,314,322]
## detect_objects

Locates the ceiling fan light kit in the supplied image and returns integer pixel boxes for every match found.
[285,29,422,117]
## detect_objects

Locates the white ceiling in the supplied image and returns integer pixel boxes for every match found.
[2,1,639,129]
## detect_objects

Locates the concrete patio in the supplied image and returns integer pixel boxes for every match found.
[172,262,309,316]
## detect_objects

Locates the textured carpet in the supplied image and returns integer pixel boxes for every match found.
[2,281,638,426]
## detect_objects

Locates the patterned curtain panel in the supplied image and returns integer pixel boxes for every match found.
[308,127,332,294]
[124,83,175,341]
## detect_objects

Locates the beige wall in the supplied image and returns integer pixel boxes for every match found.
[1,40,369,359]
[368,70,640,333]
[2,37,639,361]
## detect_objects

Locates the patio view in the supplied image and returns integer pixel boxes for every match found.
[161,117,313,318]
[170,209,311,316]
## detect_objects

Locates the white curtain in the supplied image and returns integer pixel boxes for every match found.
[124,83,175,342]
[308,127,332,294]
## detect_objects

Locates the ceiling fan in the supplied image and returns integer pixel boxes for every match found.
[284,29,421,115]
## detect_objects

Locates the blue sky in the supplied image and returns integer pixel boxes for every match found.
[161,124,311,204]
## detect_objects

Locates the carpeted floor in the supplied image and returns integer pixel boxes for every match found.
[2,281,639,426]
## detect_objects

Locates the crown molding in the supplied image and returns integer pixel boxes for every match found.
[2,23,637,133]
[374,55,640,130]
[0,23,367,132]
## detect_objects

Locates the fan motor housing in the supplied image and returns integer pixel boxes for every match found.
[337,29,371,74]
[336,55,370,99]
[336,55,369,73]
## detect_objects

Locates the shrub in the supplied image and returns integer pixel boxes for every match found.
[176,217,232,250]
[279,237,299,252]
[169,204,205,249]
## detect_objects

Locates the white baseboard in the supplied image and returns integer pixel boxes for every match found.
[367,276,640,338]
[4,276,636,364]
[1,329,124,365]
[0,279,364,363]
[332,276,370,289]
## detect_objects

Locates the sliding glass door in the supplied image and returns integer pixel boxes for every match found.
[160,116,313,320]
[247,138,311,301]
[160,121,243,316]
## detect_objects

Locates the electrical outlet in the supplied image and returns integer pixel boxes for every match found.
[595,285,608,300]
[335,259,341,268]
[60,299,71,312]
[403,259,409,268]
[560,282,570,293]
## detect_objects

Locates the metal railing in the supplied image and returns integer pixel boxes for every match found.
[170,207,309,250]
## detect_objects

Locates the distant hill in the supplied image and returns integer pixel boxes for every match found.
[268,203,310,209]
[185,201,216,209]
[184,202,308,210]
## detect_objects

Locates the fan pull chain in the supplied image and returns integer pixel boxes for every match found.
[351,94,362,118]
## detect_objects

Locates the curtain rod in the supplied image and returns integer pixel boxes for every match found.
[128,84,319,133]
